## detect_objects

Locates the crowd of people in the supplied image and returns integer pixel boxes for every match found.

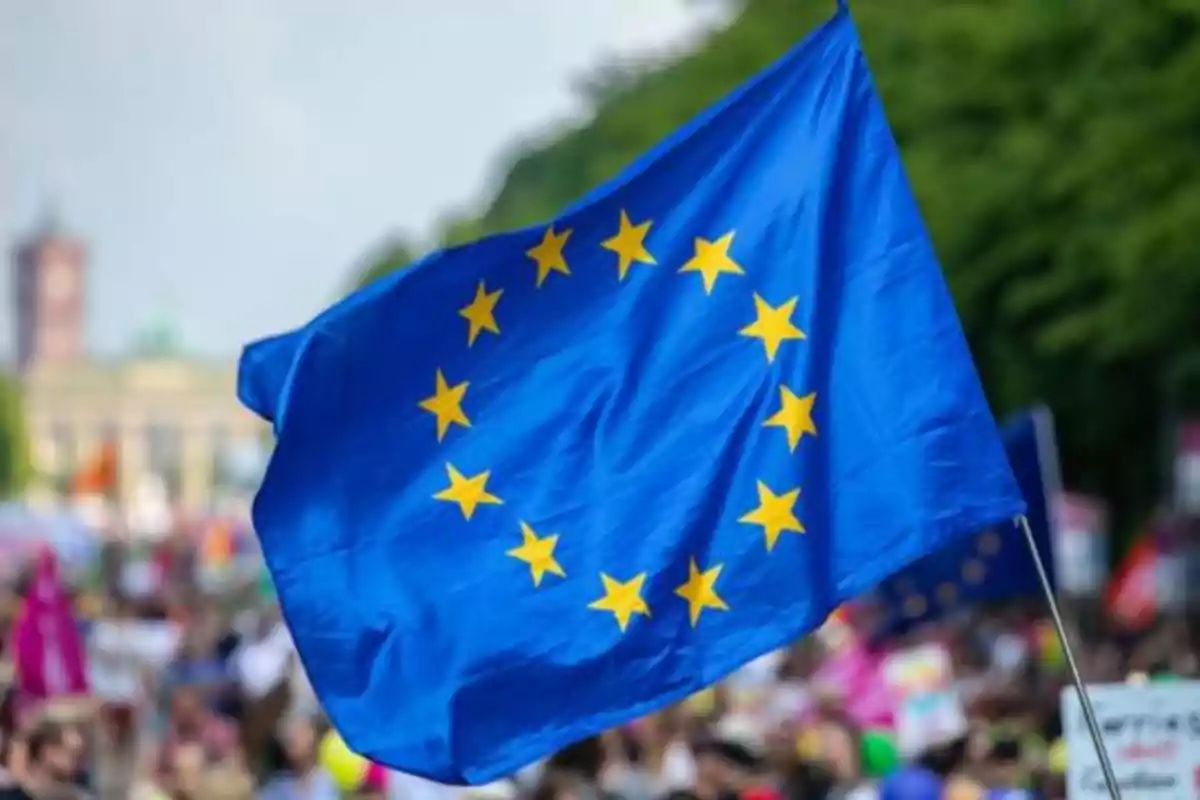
[0,519,1186,799]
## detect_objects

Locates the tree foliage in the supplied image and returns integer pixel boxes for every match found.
[0,375,30,499]
[357,0,1200,533]
[353,235,421,290]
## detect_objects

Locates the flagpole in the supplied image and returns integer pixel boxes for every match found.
[1017,514,1122,800]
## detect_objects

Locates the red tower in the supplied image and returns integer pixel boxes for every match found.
[11,210,86,373]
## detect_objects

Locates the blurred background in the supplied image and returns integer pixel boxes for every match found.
[0,1,1198,798]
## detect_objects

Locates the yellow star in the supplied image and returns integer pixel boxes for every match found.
[601,210,656,281]
[740,293,805,362]
[433,463,502,520]
[507,522,566,587]
[526,225,572,288]
[458,281,502,346]
[763,387,818,452]
[588,572,650,632]
[678,232,745,294]
[417,369,470,442]
[675,559,729,626]
[738,480,805,551]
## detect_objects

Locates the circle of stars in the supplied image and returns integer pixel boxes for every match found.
[414,208,820,634]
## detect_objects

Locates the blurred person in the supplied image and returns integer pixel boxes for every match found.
[1082,642,1122,683]
[129,740,169,800]
[692,738,740,800]
[166,607,230,701]
[913,736,974,795]
[197,757,254,800]
[87,594,142,749]
[156,683,238,777]
[545,735,609,797]
[813,717,873,800]
[597,729,655,800]
[0,718,87,799]
[50,719,89,795]
[164,741,206,800]
[258,716,337,800]
[636,709,696,796]
[692,718,777,800]
[533,770,590,800]
[973,732,1030,797]
[0,682,18,791]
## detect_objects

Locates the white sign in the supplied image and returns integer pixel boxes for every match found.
[1053,494,1109,597]
[895,690,967,758]
[1062,682,1200,798]
[883,643,954,699]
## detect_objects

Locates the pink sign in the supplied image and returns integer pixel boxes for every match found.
[812,638,895,728]
[10,546,89,709]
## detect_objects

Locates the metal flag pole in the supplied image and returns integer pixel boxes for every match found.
[1017,514,1122,800]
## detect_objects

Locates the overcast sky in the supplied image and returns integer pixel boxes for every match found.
[0,1,723,361]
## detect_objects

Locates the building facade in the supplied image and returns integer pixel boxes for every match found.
[11,213,265,514]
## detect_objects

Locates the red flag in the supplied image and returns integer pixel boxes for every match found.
[71,439,118,497]
[1105,535,1156,630]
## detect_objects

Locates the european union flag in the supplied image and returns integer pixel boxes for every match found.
[868,407,1057,634]
[238,5,1023,785]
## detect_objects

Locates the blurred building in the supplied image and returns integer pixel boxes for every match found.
[10,211,265,518]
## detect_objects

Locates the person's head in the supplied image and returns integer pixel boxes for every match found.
[169,742,208,799]
[639,706,684,750]
[979,732,1024,788]
[692,739,735,794]
[25,720,80,783]
[778,639,821,680]
[282,716,319,771]
[816,717,863,785]
[916,735,968,779]
[547,735,605,783]
[694,736,762,795]
[763,722,800,775]
[108,592,135,620]
[170,684,206,727]
[532,772,586,800]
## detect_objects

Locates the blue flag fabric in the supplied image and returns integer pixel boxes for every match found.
[867,407,1057,635]
[238,6,1023,785]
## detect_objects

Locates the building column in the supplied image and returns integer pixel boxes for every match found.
[181,426,213,512]
[117,419,144,512]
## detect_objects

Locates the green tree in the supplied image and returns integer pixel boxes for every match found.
[354,235,422,290]
[0,375,30,499]
[355,0,1200,534]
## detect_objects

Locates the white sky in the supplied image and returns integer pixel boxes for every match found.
[0,0,725,360]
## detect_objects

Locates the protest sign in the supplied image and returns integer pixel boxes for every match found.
[1053,493,1109,597]
[1062,681,1200,798]
[884,644,965,756]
